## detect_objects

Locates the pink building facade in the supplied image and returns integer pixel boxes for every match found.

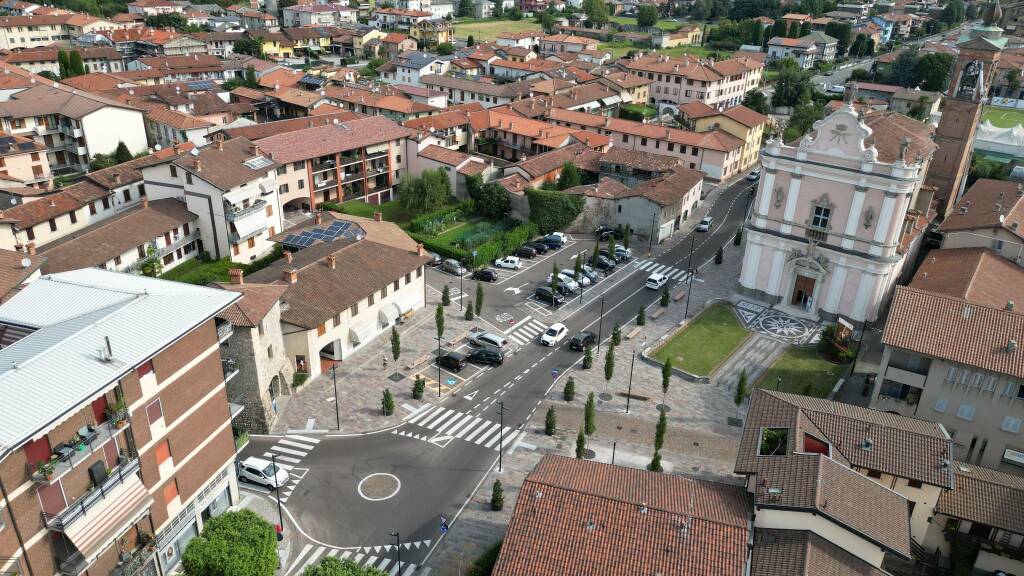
[739,105,935,323]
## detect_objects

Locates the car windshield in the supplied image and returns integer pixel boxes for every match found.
[545,328,558,336]
[261,463,279,476]
[702,218,711,223]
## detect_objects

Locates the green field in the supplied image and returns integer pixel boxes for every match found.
[598,41,714,58]
[982,106,1024,128]
[652,304,750,376]
[453,19,543,42]
[756,347,848,398]
[609,15,683,31]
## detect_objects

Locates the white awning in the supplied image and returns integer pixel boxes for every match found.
[393,291,421,316]
[379,304,399,326]
[64,473,153,563]
[232,211,267,238]
[349,321,377,345]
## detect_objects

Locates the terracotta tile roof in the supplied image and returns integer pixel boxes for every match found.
[218,111,362,140]
[170,137,278,191]
[599,147,682,172]
[769,36,814,47]
[268,86,326,108]
[403,108,474,133]
[0,181,109,228]
[598,71,653,88]
[548,108,744,152]
[737,390,953,488]
[935,462,1024,535]
[910,248,1024,309]
[496,173,529,195]
[562,177,631,199]
[60,72,135,93]
[85,143,194,190]
[457,161,486,176]
[0,248,43,302]
[491,58,563,73]
[624,53,760,81]
[38,199,196,274]
[512,143,602,179]
[883,286,1024,379]
[849,81,902,93]
[2,47,119,64]
[258,67,306,90]
[492,454,751,576]
[145,106,214,130]
[939,178,1024,239]
[679,100,718,119]
[802,109,936,164]
[256,115,414,164]
[137,54,222,72]
[540,34,597,45]
[324,85,438,115]
[750,529,886,576]
[721,104,769,128]
[420,73,535,98]
[213,281,288,326]
[0,82,138,119]
[630,167,704,206]
[417,144,469,166]
[0,132,43,157]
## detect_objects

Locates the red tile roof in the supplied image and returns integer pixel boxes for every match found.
[910,247,1024,309]
[255,115,415,163]
[548,108,744,152]
[936,462,1024,535]
[939,178,1024,239]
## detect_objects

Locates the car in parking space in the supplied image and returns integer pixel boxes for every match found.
[539,323,568,346]
[525,241,549,254]
[746,168,761,181]
[438,351,468,372]
[645,273,669,290]
[569,330,596,351]
[548,232,568,244]
[470,331,509,350]
[580,265,600,282]
[494,256,522,270]
[543,281,574,296]
[471,268,498,282]
[593,255,617,271]
[516,245,538,258]
[542,234,565,249]
[534,285,565,305]
[426,252,442,266]
[238,457,290,489]
[615,245,633,260]
[560,268,591,286]
[599,248,626,263]
[696,216,714,232]
[440,259,466,275]
[467,348,503,366]
[596,226,623,240]
[546,272,579,292]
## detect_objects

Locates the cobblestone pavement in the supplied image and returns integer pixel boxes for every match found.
[711,333,789,393]
[270,289,507,434]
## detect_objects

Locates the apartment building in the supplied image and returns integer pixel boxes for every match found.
[256,115,415,209]
[0,14,85,50]
[623,53,763,112]
[938,179,1024,263]
[678,101,768,174]
[0,132,51,190]
[377,51,451,86]
[471,108,609,162]
[0,47,123,76]
[592,71,652,105]
[403,106,479,151]
[369,8,431,31]
[127,0,184,15]
[419,74,531,108]
[546,107,745,181]
[410,18,452,49]
[103,27,206,59]
[282,3,356,27]
[0,83,147,175]
[538,34,599,55]
[188,31,243,57]
[0,269,241,576]
[767,32,838,68]
[247,212,432,376]
[323,85,439,122]
[142,138,283,264]
[144,107,215,148]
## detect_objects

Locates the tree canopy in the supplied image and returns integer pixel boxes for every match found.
[182,510,277,576]
[637,5,659,27]
[467,174,510,218]
[771,59,813,108]
[304,556,386,576]
[397,168,452,213]
[741,89,770,115]
[526,188,584,234]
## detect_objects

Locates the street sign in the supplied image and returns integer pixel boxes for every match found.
[440,515,449,534]
[551,369,559,379]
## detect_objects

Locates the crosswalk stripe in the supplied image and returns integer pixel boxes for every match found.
[271,445,309,457]
[420,408,453,428]
[287,544,314,575]
[340,551,352,560]
[473,422,501,445]
[638,260,655,270]
[423,409,457,430]
[668,268,686,280]
[464,420,496,443]
[389,563,401,576]
[279,438,317,450]
[650,264,668,275]
[407,405,442,425]
[485,426,512,448]
[262,454,295,469]
[286,434,321,444]
[363,556,378,568]
[376,557,392,570]
[304,547,327,571]
[401,565,417,576]
[327,550,340,558]
[440,412,474,435]
[269,454,302,464]
[507,333,526,345]
[353,553,364,563]
[452,415,481,438]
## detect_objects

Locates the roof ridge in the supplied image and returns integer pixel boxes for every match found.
[898,284,1022,315]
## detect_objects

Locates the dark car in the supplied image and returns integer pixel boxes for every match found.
[471,268,498,282]
[569,330,596,351]
[525,241,549,254]
[468,348,504,366]
[594,255,617,271]
[534,286,565,305]
[516,245,538,258]
[438,351,468,372]
[543,280,575,296]
[542,234,564,249]
[596,226,623,241]
[599,249,625,263]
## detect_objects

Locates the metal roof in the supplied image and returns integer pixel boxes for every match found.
[0,269,239,454]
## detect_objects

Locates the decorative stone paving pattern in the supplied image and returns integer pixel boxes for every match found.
[734,300,822,345]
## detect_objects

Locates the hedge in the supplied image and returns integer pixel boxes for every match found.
[525,188,584,234]
[409,221,539,267]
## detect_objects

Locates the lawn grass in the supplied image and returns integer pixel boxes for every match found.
[609,15,682,31]
[652,304,750,376]
[452,19,542,42]
[755,347,847,398]
[326,199,417,226]
[981,105,1024,128]
[160,257,238,284]
[598,41,714,58]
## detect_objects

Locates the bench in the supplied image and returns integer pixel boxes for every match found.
[625,326,642,340]
[618,392,650,401]
[651,308,665,320]
[672,289,687,302]
[405,353,432,370]
[447,331,468,347]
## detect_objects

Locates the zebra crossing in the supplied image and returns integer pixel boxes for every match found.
[262,434,320,502]
[505,318,548,346]
[285,541,433,576]
[634,259,694,282]
[396,405,515,451]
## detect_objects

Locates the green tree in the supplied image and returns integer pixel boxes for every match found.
[637,306,646,325]
[57,49,70,78]
[661,286,670,306]
[441,284,451,306]
[915,52,955,91]
[582,0,608,26]
[591,240,600,267]
[772,60,813,107]
[182,509,277,576]
[556,162,582,190]
[38,71,59,81]
[730,0,782,20]
[390,326,401,368]
[770,19,788,39]
[382,389,395,415]
[436,42,454,55]
[467,34,475,46]
[968,155,1008,187]
[113,141,132,164]
[714,246,724,264]
[539,10,556,31]
[849,33,866,58]
[783,101,825,141]
[1006,70,1021,96]
[475,282,484,315]
[575,427,586,458]
[648,451,663,472]
[68,50,86,76]
[825,21,851,55]
[622,224,631,250]
[398,169,451,213]
[849,67,871,81]
[550,261,560,294]
[940,0,965,25]
[544,406,557,435]
[492,0,503,18]
[654,409,667,451]
[435,303,445,338]
[573,253,583,279]
[611,323,622,346]
[907,95,932,120]
[584,392,596,435]
[234,36,265,58]
[735,368,748,407]
[412,375,425,399]
[582,346,593,369]
[140,245,163,277]
[742,89,770,115]
[787,21,800,37]
[458,0,473,16]
[304,556,387,576]
[491,479,504,511]
[465,301,474,320]
[526,188,584,233]
[564,376,576,400]
[887,49,920,87]
[661,358,671,403]
[798,21,811,36]
[469,179,510,218]
[637,4,658,26]
[604,344,615,383]
[734,228,743,246]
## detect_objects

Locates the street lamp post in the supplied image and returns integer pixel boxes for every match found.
[330,365,340,431]
[596,295,605,356]
[648,210,657,257]
[496,401,506,472]
[459,260,464,311]
[270,453,284,536]
[390,531,402,575]
[436,336,443,397]
[625,349,636,414]
[578,250,586,305]
[683,233,696,319]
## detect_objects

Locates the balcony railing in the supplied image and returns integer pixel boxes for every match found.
[216,320,233,343]
[222,358,239,382]
[31,414,130,486]
[229,224,268,244]
[109,546,156,576]
[314,178,338,191]
[42,456,141,532]
[804,227,829,243]
[225,199,267,222]
[126,232,197,273]
[342,170,365,184]
[945,529,1024,561]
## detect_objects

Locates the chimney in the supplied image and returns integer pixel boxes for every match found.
[283,268,298,284]
[416,242,425,256]
[314,212,323,225]
[141,196,149,209]
[25,242,35,255]
[216,139,223,151]
[1008,300,1016,312]
[228,268,244,284]
[112,170,122,184]
[249,143,260,155]
[195,158,202,172]
[325,254,336,269]
[374,211,383,222]
[284,251,293,264]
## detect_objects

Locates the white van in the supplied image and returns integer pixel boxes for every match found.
[645,273,668,290]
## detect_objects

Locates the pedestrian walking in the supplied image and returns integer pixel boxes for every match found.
[383,354,388,369]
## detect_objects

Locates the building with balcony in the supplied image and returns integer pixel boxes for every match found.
[142,138,283,264]
[0,47,123,76]
[0,132,52,190]
[369,8,432,31]
[872,247,1024,474]
[739,105,937,323]
[38,197,200,274]
[144,107,215,149]
[0,82,147,175]
[938,178,1024,264]
[677,101,769,174]
[622,53,763,113]
[248,211,432,376]
[256,115,415,210]
[0,269,240,576]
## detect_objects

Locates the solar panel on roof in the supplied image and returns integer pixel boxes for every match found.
[244,156,274,170]
[188,80,215,90]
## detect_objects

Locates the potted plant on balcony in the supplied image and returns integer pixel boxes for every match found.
[138,532,155,552]
[36,458,56,481]
[108,400,129,428]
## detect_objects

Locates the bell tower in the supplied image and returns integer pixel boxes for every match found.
[926,0,1005,218]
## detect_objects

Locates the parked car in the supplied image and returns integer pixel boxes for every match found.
[546,272,579,292]
[569,330,596,351]
[426,252,442,266]
[696,216,714,232]
[534,286,564,305]
[440,259,465,275]
[579,265,600,282]
[615,245,632,260]
[593,255,617,271]
[238,457,290,489]
[539,323,568,346]
[600,248,626,263]
[596,226,623,240]
[542,234,564,249]
[471,269,498,282]
[645,273,669,290]
[467,348,504,366]
[746,169,761,181]
[470,331,509,350]
[438,351,468,372]
[560,268,591,286]
[547,232,568,244]
[543,281,574,296]
[494,256,522,270]
[525,241,549,254]
[516,245,538,258]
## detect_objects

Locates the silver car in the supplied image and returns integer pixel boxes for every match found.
[440,259,465,276]
[696,216,714,232]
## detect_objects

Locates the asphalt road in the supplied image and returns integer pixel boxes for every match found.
[240,177,756,569]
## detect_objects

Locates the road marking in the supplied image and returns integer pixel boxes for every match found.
[454,416,482,438]
[442,413,475,436]
[285,434,321,444]
[287,544,314,576]
[463,389,479,401]
[278,438,316,450]
[271,445,308,457]
[406,405,442,425]
[422,408,455,429]
[435,412,471,434]
[484,427,512,448]
[464,420,496,443]
[473,422,501,445]
[264,453,301,464]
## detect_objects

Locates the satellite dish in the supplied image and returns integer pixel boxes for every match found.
[1000,214,1006,223]
[190,148,200,156]
[20,257,31,268]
